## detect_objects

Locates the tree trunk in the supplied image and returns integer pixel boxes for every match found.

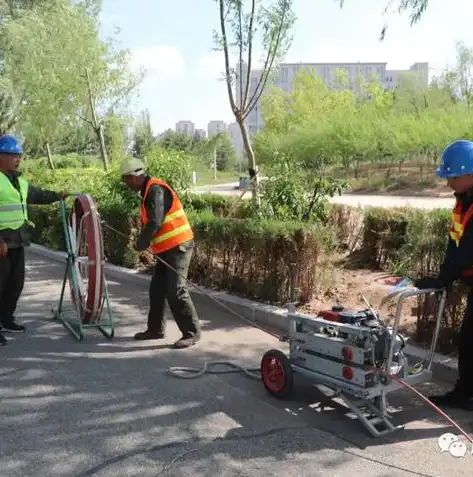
[236,116,260,206]
[213,146,217,180]
[86,67,109,171]
[96,124,109,171]
[46,141,55,170]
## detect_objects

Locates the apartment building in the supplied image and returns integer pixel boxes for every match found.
[175,120,195,136]
[207,120,227,137]
[236,61,429,134]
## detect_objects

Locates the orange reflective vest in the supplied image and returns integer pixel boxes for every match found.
[449,199,473,277]
[140,178,193,255]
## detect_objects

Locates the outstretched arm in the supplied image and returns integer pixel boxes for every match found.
[27,184,62,205]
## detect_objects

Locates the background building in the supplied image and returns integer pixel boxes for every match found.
[236,61,430,135]
[175,120,195,136]
[207,120,227,137]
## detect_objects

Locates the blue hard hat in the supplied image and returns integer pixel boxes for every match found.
[0,135,23,155]
[437,140,473,178]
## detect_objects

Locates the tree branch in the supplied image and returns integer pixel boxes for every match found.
[238,2,244,110]
[219,0,238,115]
[242,0,256,111]
[243,6,287,118]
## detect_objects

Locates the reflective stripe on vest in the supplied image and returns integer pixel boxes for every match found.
[140,178,193,255]
[0,172,29,231]
[449,199,473,277]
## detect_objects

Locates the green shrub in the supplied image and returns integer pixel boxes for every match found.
[187,212,336,304]
[360,207,409,268]
[23,154,100,172]
[359,204,466,354]
[182,192,251,218]
[26,164,337,305]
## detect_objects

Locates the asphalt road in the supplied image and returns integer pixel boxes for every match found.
[0,251,472,476]
[194,182,455,210]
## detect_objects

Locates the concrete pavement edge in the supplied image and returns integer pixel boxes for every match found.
[28,242,458,384]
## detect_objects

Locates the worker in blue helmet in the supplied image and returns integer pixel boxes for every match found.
[0,135,69,346]
[413,139,473,410]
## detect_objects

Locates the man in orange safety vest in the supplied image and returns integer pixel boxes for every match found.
[414,140,473,410]
[120,157,201,349]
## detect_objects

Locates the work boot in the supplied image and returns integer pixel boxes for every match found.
[173,332,201,349]
[134,330,165,341]
[1,319,25,333]
[428,389,473,411]
[0,330,7,346]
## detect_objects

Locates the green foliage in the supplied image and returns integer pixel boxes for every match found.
[0,0,138,168]
[253,45,473,192]
[132,109,156,157]
[103,115,127,162]
[0,90,18,134]
[22,154,100,172]
[259,151,347,221]
[26,161,336,305]
[357,205,466,353]
[142,148,193,194]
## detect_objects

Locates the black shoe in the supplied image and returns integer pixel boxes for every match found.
[2,322,26,333]
[173,332,201,349]
[134,330,165,341]
[428,390,473,411]
[0,332,7,346]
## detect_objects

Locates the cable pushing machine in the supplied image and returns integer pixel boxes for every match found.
[260,285,447,437]
[52,194,115,341]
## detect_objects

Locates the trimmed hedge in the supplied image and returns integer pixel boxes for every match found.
[26,200,335,306]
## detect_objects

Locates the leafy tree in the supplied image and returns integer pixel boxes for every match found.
[0,1,97,168]
[132,109,156,157]
[103,114,127,162]
[158,130,194,152]
[0,91,18,135]
[0,0,138,169]
[215,0,296,204]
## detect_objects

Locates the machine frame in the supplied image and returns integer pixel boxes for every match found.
[260,287,447,437]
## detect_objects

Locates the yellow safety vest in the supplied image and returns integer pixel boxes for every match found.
[0,172,29,230]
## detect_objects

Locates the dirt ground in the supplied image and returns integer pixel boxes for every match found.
[297,266,420,338]
[338,164,452,197]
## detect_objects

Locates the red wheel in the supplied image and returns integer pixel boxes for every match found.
[67,194,105,324]
[261,349,294,399]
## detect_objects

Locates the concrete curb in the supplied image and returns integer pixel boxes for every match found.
[28,243,458,384]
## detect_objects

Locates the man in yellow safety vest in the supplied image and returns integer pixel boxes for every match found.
[119,157,201,349]
[0,135,69,345]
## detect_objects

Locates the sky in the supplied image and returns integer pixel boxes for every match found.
[99,0,473,134]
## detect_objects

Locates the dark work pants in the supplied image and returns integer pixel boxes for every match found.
[0,247,25,326]
[147,243,200,337]
[456,289,473,396]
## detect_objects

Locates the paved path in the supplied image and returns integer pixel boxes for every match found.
[193,182,455,210]
[0,252,472,476]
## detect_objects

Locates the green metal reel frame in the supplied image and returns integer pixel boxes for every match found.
[51,196,115,341]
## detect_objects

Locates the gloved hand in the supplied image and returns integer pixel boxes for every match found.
[413,277,444,290]
[59,190,70,200]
